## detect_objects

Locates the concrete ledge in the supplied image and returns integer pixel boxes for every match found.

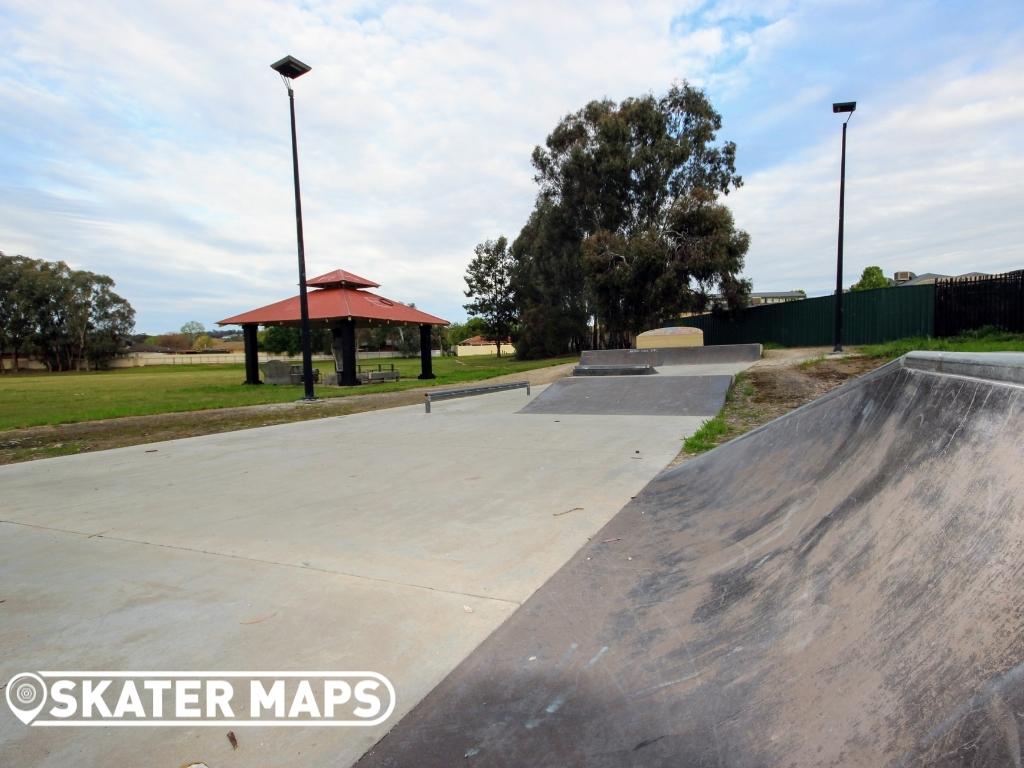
[654,343,762,365]
[579,349,658,367]
[580,344,761,367]
[902,351,1024,386]
[572,364,658,376]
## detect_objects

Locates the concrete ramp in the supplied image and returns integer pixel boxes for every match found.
[520,375,732,416]
[581,343,761,366]
[359,353,1024,767]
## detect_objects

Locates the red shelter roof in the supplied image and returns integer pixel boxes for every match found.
[217,269,448,327]
[305,268,380,289]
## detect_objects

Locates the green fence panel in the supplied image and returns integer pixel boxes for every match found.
[674,285,935,346]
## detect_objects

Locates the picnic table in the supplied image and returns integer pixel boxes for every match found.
[355,363,400,383]
[289,365,320,385]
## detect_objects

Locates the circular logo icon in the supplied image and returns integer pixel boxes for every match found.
[5,672,48,725]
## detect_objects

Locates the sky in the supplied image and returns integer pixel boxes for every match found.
[1,0,1022,334]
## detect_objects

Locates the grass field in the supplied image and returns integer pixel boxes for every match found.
[0,354,577,430]
[857,328,1024,359]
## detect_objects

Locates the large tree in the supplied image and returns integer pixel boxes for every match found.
[85,275,136,367]
[0,252,135,371]
[463,236,517,357]
[512,82,750,356]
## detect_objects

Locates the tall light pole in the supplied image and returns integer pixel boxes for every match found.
[831,101,856,353]
[271,55,316,400]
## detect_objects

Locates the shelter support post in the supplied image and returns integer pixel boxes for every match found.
[418,324,435,380]
[243,324,261,385]
[333,320,359,386]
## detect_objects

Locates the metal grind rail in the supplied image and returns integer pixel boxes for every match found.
[424,381,531,413]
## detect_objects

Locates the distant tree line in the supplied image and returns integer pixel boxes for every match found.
[131,323,241,352]
[0,252,135,371]
[257,323,442,357]
[464,82,751,358]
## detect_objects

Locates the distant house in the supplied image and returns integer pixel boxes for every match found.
[749,290,806,306]
[677,288,806,317]
[893,271,990,286]
[455,335,516,357]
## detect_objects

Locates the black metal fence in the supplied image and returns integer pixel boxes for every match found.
[934,270,1024,337]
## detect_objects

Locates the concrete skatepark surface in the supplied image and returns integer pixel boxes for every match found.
[521,374,735,416]
[529,344,756,417]
[358,352,1024,767]
[0,360,742,766]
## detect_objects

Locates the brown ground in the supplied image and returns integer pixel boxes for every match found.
[746,354,881,418]
[671,351,885,466]
[0,363,576,465]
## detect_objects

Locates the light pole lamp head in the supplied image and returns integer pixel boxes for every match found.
[271,55,312,81]
[832,101,856,113]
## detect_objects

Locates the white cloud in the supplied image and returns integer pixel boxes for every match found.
[730,51,1024,294]
[2,0,751,330]
[0,0,1020,332]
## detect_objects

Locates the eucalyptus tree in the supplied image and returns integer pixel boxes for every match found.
[512,82,750,355]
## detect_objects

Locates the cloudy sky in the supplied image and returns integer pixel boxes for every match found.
[1,0,1022,333]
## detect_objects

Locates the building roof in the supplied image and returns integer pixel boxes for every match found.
[898,272,950,286]
[217,269,448,327]
[751,291,806,299]
[458,335,512,346]
[897,271,991,286]
[305,268,380,289]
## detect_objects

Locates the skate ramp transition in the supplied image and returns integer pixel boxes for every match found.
[580,342,761,367]
[519,374,733,416]
[359,352,1024,767]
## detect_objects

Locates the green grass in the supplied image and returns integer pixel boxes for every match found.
[682,415,729,454]
[857,327,1024,359]
[798,354,826,369]
[682,374,751,454]
[0,354,578,430]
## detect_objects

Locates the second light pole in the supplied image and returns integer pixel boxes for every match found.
[271,54,316,400]
[831,100,856,354]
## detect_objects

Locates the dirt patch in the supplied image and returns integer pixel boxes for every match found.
[747,356,878,411]
[0,363,576,465]
[755,346,835,367]
[672,354,885,466]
